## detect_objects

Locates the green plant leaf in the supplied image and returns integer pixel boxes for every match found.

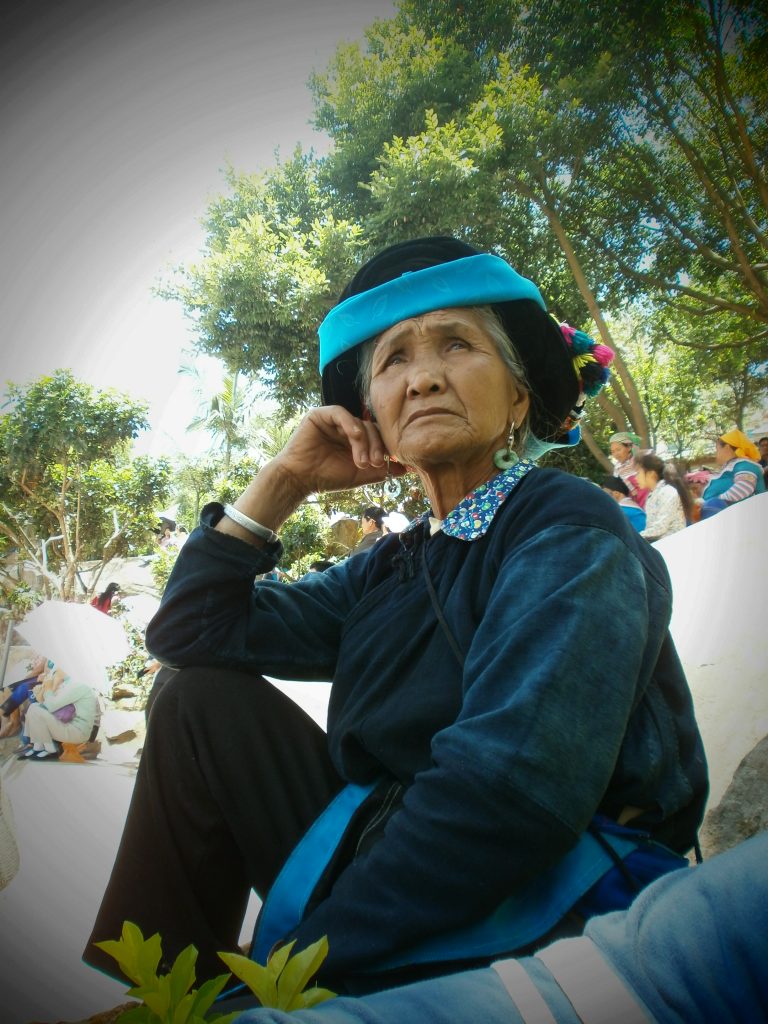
[265,940,296,977]
[296,986,337,1009]
[276,936,330,1010]
[187,972,232,1020]
[136,932,164,987]
[171,990,196,1024]
[167,944,198,1007]
[95,922,162,987]
[217,952,277,1007]
[135,976,171,1020]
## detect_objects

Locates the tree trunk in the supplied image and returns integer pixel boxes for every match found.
[530,185,652,445]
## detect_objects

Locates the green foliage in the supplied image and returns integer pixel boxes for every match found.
[95,922,335,1022]
[106,612,156,700]
[0,370,148,482]
[151,547,180,596]
[159,156,365,413]
[219,938,336,1011]
[95,922,236,1024]
[280,503,330,575]
[0,370,170,598]
[160,0,766,464]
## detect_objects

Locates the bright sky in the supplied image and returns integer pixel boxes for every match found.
[0,0,395,459]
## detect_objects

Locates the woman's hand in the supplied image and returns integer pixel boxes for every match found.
[215,406,407,547]
[273,406,406,497]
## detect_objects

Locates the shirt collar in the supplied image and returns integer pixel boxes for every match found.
[405,460,536,542]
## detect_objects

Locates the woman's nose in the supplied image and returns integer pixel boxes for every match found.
[406,359,445,397]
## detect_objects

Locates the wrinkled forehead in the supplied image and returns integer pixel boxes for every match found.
[376,307,489,344]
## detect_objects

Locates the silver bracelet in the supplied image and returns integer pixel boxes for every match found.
[222,504,279,544]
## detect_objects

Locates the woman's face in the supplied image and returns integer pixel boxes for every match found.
[367,308,529,470]
[715,439,735,465]
[610,441,631,463]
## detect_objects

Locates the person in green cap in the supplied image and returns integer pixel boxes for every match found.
[608,431,648,508]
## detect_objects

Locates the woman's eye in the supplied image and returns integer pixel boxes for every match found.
[447,338,470,351]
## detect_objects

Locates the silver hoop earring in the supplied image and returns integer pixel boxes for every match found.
[493,424,519,470]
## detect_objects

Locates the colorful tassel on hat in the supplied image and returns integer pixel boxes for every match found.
[559,323,614,399]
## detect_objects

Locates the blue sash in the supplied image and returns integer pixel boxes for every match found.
[247,783,688,973]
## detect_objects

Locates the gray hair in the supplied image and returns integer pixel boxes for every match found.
[356,305,531,455]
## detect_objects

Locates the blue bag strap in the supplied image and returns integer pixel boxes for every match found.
[367,827,640,972]
[237,781,684,985]
[251,780,378,964]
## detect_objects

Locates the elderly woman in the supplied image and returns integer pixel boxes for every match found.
[20,664,100,760]
[701,429,765,519]
[85,238,706,995]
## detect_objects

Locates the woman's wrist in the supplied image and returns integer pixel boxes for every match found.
[215,460,308,546]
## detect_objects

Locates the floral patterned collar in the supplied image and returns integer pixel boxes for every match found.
[405,459,536,542]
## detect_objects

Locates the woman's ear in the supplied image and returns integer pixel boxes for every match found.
[509,383,530,427]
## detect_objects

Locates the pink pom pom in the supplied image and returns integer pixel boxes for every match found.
[592,344,614,367]
[559,323,576,344]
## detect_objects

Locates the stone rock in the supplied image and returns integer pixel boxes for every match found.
[100,708,145,745]
[699,734,768,858]
[109,682,142,701]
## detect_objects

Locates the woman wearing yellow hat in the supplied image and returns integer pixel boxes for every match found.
[701,429,765,519]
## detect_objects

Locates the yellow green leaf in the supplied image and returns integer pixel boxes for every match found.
[276,936,330,1010]
[265,940,296,977]
[217,951,277,1007]
[297,986,337,1009]
[167,944,198,1006]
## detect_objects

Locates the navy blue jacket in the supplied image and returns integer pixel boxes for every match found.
[146,468,707,977]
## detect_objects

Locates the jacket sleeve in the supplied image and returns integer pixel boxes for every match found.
[290,524,662,977]
[41,679,95,712]
[145,503,363,682]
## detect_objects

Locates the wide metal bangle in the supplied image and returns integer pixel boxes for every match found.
[222,504,279,544]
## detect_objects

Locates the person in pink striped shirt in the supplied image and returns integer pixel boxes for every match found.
[701,429,765,519]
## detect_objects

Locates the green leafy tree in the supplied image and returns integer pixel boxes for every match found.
[171,454,222,527]
[516,0,768,350]
[160,155,365,413]
[161,0,766,471]
[181,365,256,473]
[0,370,170,599]
[279,502,330,576]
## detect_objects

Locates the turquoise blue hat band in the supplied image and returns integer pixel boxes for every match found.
[318,254,546,372]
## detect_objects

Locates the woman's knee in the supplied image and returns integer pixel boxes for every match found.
[147,665,270,725]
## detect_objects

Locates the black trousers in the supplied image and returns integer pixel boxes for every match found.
[84,667,343,984]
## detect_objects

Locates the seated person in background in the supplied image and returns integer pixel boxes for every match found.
[85,236,706,997]
[19,664,101,760]
[600,475,646,533]
[684,470,711,524]
[91,582,120,614]
[701,430,765,519]
[350,505,386,555]
[1,653,47,743]
[607,431,648,508]
[636,454,692,541]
